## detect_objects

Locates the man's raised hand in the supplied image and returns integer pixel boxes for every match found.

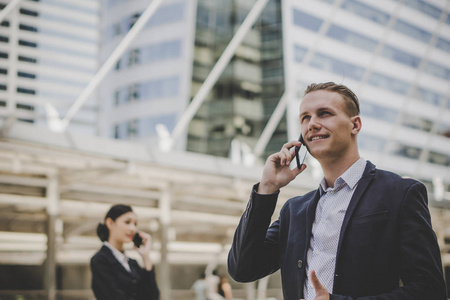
[258,140,307,194]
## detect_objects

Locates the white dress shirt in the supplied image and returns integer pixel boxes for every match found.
[104,241,131,272]
[303,158,366,300]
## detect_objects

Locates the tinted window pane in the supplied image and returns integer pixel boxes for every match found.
[292,9,322,31]
[327,25,377,52]
[342,0,389,25]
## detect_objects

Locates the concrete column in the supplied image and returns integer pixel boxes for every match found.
[246,281,256,300]
[159,185,172,300]
[44,172,59,300]
[257,276,269,300]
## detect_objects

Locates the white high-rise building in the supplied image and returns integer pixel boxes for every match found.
[98,0,197,150]
[282,0,450,195]
[0,0,100,134]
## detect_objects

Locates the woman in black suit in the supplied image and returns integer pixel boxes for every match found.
[90,204,159,300]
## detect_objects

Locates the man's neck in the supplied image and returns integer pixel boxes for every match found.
[320,153,361,188]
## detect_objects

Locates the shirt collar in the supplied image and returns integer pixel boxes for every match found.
[319,157,366,195]
[104,241,129,264]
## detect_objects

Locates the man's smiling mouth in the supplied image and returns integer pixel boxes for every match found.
[311,135,328,141]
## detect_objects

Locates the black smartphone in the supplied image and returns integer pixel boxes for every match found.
[133,233,143,248]
[294,134,308,168]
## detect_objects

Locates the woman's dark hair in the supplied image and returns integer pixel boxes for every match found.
[96,204,133,242]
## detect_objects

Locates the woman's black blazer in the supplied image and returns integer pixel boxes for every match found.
[90,245,159,300]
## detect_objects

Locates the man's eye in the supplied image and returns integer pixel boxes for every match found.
[301,116,310,122]
[319,111,330,116]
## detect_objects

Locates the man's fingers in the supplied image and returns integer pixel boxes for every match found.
[279,140,301,166]
[282,140,302,150]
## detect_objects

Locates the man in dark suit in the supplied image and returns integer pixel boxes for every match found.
[227,82,447,300]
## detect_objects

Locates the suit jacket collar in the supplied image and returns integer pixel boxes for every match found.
[305,189,322,256]
[99,245,139,278]
[336,161,376,260]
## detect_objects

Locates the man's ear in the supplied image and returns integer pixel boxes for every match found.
[351,116,362,135]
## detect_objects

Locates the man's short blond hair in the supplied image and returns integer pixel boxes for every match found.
[305,82,360,117]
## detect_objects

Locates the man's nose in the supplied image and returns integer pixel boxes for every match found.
[308,116,321,131]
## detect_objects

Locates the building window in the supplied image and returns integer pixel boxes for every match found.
[401,114,433,132]
[17,71,36,79]
[392,143,422,160]
[358,133,386,152]
[294,44,307,63]
[113,23,121,36]
[411,87,445,107]
[309,52,365,80]
[436,38,450,53]
[292,9,322,31]
[129,13,141,29]
[0,84,7,90]
[127,119,139,137]
[16,103,34,111]
[0,35,9,43]
[394,19,432,43]
[0,68,7,75]
[114,125,120,139]
[437,123,450,139]
[18,40,37,48]
[381,45,421,68]
[18,56,37,63]
[17,87,36,95]
[424,62,450,80]
[0,52,8,59]
[361,101,398,123]
[113,90,120,106]
[403,0,441,20]
[1,21,9,27]
[19,24,38,32]
[128,49,140,67]
[368,72,409,95]
[327,25,377,52]
[342,0,389,25]
[19,8,39,17]
[147,3,185,26]
[428,151,450,167]
[127,83,140,101]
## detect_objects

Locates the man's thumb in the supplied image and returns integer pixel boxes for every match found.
[310,270,327,295]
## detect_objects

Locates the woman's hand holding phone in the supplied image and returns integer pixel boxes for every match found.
[134,231,154,270]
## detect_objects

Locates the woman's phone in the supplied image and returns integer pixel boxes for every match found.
[133,233,143,248]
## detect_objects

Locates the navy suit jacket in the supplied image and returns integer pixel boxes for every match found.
[228,161,447,300]
[91,245,159,300]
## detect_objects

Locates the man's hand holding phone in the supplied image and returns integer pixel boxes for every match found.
[258,137,307,194]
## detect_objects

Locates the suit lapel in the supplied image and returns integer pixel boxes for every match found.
[304,189,321,253]
[335,162,376,260]
[101,246,136,278]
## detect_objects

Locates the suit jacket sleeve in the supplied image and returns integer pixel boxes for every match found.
[331,181,447,300]
[135,264,160,300]
[228,183,282,282]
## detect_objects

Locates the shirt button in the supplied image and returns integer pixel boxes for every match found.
[297,260,303,268]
